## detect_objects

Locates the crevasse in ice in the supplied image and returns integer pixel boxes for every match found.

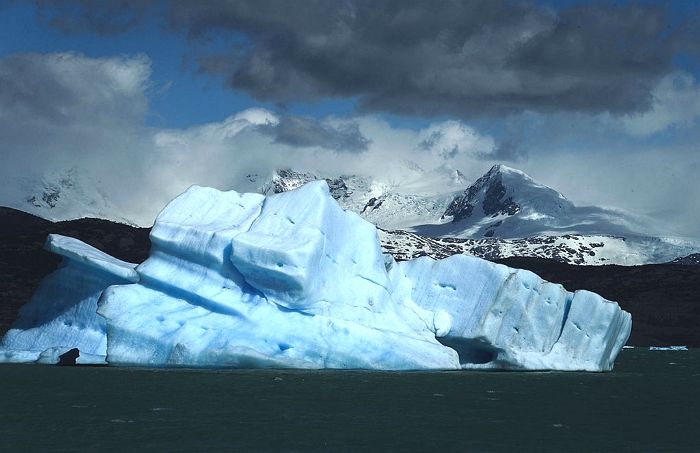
[0,181,632,371]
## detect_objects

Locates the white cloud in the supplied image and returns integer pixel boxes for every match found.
[0,51,697,239]
[0,52,151,179]
[417,120,496,160]
[0,52,150,127]
[520,145,700,238]
[154,108,279,146]
[621,72,700,136]
[0,52,153,196]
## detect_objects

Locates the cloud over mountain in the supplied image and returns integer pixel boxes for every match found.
[0,51,500,224]
[258,116,370,153]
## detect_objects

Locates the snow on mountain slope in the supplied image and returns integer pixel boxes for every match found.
[262,164,644,239]
[261,165,467,230]
[0,162,654,242]
[380,229,700,265]
[413,165,641,239]
[3,163,696,266]
[1,167,133,225]
[259,165,698,265]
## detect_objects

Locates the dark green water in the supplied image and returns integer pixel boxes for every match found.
[0,349,698,452]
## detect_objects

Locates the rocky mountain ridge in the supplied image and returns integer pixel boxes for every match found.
[379,229,698,266]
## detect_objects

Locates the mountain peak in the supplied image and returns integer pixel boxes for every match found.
[488,163,504,174]
[487,164,533,181]
[442,165,522,225]
[430,164,584,238]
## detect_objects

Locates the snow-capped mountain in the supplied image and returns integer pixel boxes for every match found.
[261,166,467,231]
[263,164,644,239]
[262,165,699,265]
[3,163,697,266]
[0,168,133,225]
[413,164,641,239]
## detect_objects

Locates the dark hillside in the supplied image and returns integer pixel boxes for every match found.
[0,207,150,335]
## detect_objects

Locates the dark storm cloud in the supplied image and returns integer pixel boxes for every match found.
[0,52,148,128]
[0,52,150,167]
[31,0,696,118]
[0,53,83,125]
[259,116,370,153]
[34,0,155,34]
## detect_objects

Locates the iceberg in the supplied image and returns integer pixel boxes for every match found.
[0,234,138,365]
[0,181,631,371]
[399,256,631,370]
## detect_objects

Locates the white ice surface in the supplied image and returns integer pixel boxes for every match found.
[46,234,139,282]
[0,347,106,365]
[398,255,631,371]
[99,182,455,370]
[0,234,137,363]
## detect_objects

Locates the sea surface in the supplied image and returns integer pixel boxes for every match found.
[0,349,698,452]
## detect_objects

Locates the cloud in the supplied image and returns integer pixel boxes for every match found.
[621,72,700,136]
[0,51,498,223]
[0,52,161,219]
[258,115,370,153]
[0,51,151,174]
[34,0,156,34]
[29,0,694,119]
[489,138,526,162]
[1,50,698,239]
[460,69,700,159]
[0,51,149,127]
[151,113,496,184]
[417,121,494,160]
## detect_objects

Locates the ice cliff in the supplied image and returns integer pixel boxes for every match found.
[0,235,138,365]
[0,181,632,371]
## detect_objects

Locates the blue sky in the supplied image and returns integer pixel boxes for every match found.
[0,0,699,236]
